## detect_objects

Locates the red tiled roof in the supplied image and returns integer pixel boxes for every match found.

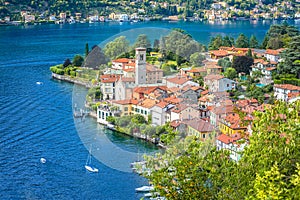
[155,101,169,108]
[288,92,300,99]
[100,74,120,83]
[201,90,209,96]
[274,84,300,91]
[210,50,228,57]
[265,49,284,56]
[163,96,183,104]
[265,67,276,71]
[166,76,191,85]
[112,58,132,63]
[138,99,156,109]
[217,133,242,144]
[186,119,215,133]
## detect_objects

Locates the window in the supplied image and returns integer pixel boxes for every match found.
[124,107,128,111]
[141,110,144,114]
[202,134,206,139]
[145,111,147,115]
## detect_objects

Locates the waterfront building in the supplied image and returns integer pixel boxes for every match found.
[97,104,121,125]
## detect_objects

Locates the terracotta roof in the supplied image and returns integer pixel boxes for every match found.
[112,99,138,105]
[253,59,269,65]
[134,86,167,95]
[186,119,215,133]
[168,87,181,93]
[100,74,120,83]
[274,84,300,91]
[112,58,132,63]
[163,96,183,104]
[210,50,228,57]
[217,133,242,144]
[188,68,206,73]
[265,49,283,56]
[155,101,169,108]
[288,92,300,99]
[166,76,191,85]
[204,74,224,80]
[224,113,246,129]
[170,120,182,128]
[170,104,189,113]
[138,99,156,109]
[265,67,276,71]
[201,90,209,96]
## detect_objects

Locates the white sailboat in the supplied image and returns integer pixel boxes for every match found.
[85,146,99,173]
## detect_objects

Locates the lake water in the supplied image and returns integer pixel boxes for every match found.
[0,20,299,199]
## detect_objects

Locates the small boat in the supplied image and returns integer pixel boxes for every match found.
[106,123,116,131]
[36,81,43,85]
[40,158,46,163]
[85,146,98,173]
[135,185,154,192]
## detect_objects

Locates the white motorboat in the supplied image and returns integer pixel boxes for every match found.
[135,185,154,192]
[85,146,99,173]
[36,81,43,85]
[40,158,46,164]
[85,165,99,173]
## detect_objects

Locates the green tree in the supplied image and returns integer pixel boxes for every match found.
[232,55,254,74]
[144,101,300,199]
[153,39,160,52]
[235,33,249,48]
[223,35,235,47]
[85,43,89,57]
[249,35,259,48]
[246,48,253,57]
[190,52,205,66]
[278,35,300,78]
[104,36,130,59]
[73,55,84,66]
[224,67,237,79]
[208,35,223,50]
[63,58,72,68]
[133,34,151,50]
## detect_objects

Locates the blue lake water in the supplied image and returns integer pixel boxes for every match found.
[0,20,299,199]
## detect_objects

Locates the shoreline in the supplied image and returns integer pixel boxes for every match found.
[2,18,299,27]
[53,73,166,148]
[51,73,93,88]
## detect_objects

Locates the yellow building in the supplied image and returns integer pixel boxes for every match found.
[219,113,247,136]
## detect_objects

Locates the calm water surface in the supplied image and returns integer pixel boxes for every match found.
[0,20,299,199]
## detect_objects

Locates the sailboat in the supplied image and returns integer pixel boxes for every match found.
[85,146,99,173]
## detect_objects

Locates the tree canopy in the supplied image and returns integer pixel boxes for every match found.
[232,55,254,74]
[104,36,130,59]
[278,35,300,78]
[235,33,249,48]
[144,101,300,199]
